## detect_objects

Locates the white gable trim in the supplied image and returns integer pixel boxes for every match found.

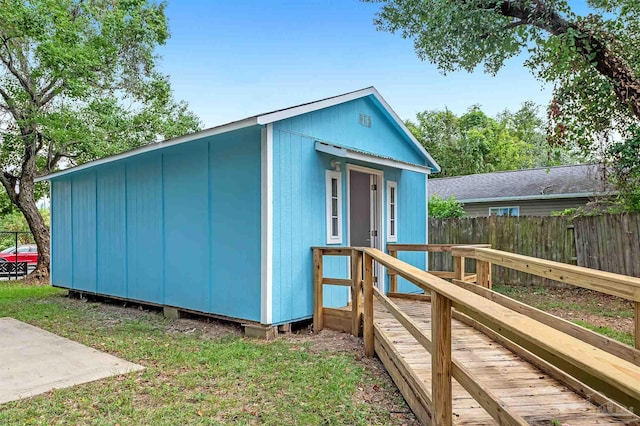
[36,87,440,182]
[315,141,431,175]
[257,87,440,173]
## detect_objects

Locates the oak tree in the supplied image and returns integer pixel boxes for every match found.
[0,0,201,276]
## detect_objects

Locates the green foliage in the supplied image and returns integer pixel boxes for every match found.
[429,195,466,218]
[408,103,580,177]
[607,127,640,211]
[366,0,640,145]
[0,209,49,249]
[0,0,201,265]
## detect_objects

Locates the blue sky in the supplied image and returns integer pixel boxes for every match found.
[157,1,579,128]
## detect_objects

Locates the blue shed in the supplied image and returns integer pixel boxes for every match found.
[38,87,440,330]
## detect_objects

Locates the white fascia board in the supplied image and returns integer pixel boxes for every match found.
[315,141,431,175]
[458,192,611,204]
[256,88,378,125]
[256,87,440,173]
[35,117,259,182]
[368,88,441,173]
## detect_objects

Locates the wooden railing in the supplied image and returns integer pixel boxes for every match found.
[360,247,640,423]
[313,246,640,424]
[312,247,363,337]
[451,245,640,352]
[387,244,491,292]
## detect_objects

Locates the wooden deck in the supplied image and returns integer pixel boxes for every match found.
[374,296,640,425]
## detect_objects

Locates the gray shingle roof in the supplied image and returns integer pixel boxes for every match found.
[429,164,613,202]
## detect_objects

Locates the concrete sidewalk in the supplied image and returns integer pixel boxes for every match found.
[0,317,144,404]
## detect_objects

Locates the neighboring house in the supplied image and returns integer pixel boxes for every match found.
[429,164,613,217]
[37,87,440,332]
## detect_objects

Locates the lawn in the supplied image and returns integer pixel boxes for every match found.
[493,284,635,346]
[0,282,416,426]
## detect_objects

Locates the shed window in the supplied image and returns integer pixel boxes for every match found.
[387,181,398,242]
[489,206,519,217]
[325,170,343,244]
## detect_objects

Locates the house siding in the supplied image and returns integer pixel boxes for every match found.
[49,126,263,322]
[462,198,592,217]
[270,99,427,324]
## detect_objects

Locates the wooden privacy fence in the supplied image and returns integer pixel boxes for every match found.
[429,213,640,286]
[313,245,640,424]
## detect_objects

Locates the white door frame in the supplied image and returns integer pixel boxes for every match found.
[346,163,385,291]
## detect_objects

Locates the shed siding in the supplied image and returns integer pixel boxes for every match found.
[163,141,210,312]
[462,198,591,217]
[51,180,72,288]
[271,125,427,324]
[209,130,261,320]
[71,172,97,292]
[49,127,262,322]
[97,165,127,297]
[395,170,427,294]
[274,97,425,166]
[126,154,164,304]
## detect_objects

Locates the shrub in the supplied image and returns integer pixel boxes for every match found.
[429,195,466,218]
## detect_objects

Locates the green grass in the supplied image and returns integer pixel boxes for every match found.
[0,282,410,425]
[572,320,635,347]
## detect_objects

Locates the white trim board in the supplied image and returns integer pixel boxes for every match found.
[260,124,273,325]
[315,141,431,175]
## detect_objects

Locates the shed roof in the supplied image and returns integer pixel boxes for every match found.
[36,87,440,182]
[429,164,614,203]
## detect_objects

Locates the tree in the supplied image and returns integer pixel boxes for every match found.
[365,0,640,152]
[406,103,577,176]
[429,195,466,218]
[0,1,201,277]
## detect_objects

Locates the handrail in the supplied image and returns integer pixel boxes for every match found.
[386,243,491,291]
[452,246,640,349]
[361,247,640,412]
[373,286,528,426]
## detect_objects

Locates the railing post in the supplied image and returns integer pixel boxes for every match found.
[432,291,452,426]
[389,250,398,293]
[313,248,324,332]
[635,302,640,350]
[453,255,465,282]
[363,253,375,357]
[351,249,363,337]
[477,260,492,289]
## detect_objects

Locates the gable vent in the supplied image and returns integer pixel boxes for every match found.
[358,113,372,128]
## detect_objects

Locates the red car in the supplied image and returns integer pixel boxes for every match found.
[0,244,38,264]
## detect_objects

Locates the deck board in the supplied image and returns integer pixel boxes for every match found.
[374,297,640,425]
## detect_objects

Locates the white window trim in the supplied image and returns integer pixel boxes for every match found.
[387,181,398,242]
[489,206,520,217]
[326,170,343,244]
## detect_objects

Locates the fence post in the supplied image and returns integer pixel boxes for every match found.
[389,250,398,293]
[453,255,465,282]
[432,291,452,425]
[635,302,640,350]
[363,253,374,357]
[313,248,324,332]
[477,260,492,289]
[351,249,363,337]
